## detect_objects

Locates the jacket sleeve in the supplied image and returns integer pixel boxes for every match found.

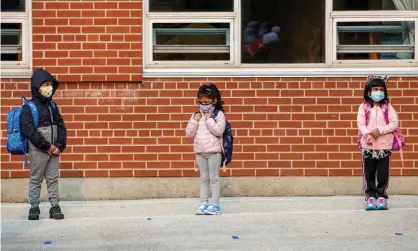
[357,103,369,136]
[205,111,226,137]
[54,106,67,152]
[378,104,399,135]
[186,113,199,138]
[20,105,51,151]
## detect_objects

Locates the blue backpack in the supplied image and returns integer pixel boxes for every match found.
[6,97,56,166]
[212,109,234,167]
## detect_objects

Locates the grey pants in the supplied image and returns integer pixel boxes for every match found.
[28,126,60,206]
[196,153,222,204]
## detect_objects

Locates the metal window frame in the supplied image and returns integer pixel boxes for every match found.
[331,15,418,65]
[143,0,418,77]
[143,0,238,68]
[146,18,235,67]
[0,0,32,77]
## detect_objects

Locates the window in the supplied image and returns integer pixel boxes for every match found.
[1,0,32,76]
[332,0,418,64]
[241,0,325,64]
[144,0,418,75]
[145,0,235,67]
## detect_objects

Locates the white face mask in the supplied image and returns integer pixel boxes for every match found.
[39,86,53,98]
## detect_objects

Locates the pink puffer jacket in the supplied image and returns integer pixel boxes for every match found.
[185,111,226,154]
[357,102,399,150]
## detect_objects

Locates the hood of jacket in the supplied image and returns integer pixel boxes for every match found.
[31,69,59,102]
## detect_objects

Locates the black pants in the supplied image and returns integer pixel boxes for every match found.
[362,155,390,199]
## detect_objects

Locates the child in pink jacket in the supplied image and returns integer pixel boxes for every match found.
[186,83,226,215]
[357,76,399,211]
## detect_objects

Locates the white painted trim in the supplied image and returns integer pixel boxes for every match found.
[332,17,418,64]
[146,18,235,67]
[143,66,418,77]
[325,0,333,65]
[330,10,418,18]
[233,0,241,67]
[146,12,236,19]
[142,0,418,73]
[0,0,32,75]
[0,69,33,78]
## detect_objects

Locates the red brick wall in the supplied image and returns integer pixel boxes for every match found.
[1,1,418,178]
[1,77,418,178]
[32,0,142,82]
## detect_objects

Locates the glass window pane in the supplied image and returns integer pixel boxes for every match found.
[1,23,22,62]
[241,0,325,64]
[150,0,233,12]
[336,21,415,60]
[1,0,25,12]
[333,0,397,11]
[152,23,230,61]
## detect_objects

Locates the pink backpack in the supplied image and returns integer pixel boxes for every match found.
[357,102,406,165]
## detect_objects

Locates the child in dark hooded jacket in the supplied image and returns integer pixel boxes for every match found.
[20,69,67,220]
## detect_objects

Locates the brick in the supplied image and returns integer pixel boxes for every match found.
[280,169,304,176]
[60,170,84,178]
[159,170,182,177]
[305,169,328,176]
[329,169,353,176]
[110,170,133,177]
[85,170,109,177]
[134,170,158,177]
[74,162,97,169]
[256,169,279,176]
[10,171,30,178]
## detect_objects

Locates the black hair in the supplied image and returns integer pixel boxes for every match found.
[363,76,390,107]
[197,83,225,112]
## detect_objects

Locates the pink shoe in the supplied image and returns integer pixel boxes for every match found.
[377,197,388,210]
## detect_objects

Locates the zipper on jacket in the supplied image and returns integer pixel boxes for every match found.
[48,103,55,145]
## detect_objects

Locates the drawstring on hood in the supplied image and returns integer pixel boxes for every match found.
[31,69,59,102]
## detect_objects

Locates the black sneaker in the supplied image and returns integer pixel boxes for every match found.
[28,206,40,220]
[49,205,64,220]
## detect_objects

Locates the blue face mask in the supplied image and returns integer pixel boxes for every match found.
[370,91,385,102]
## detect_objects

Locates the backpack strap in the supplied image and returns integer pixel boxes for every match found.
[363,102,371,126]
[211,109,227,172]
[384,103,404,167]
[382,103,390,124]
[22,97,39,128]
[50,100,57,113]
[211,109,219,120]
[21,97,36,167]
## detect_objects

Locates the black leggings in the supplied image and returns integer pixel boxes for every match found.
[362,155,390,199]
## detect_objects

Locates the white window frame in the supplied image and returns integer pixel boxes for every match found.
[147,18,235,67]
[331,13,418,65]
[143,0,239,68]
[0,0,32,78]
[143,0,418,77]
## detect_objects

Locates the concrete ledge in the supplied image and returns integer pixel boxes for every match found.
[2,177,418,203]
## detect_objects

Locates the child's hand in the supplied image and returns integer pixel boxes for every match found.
[205,111,212,120]
[371,128,380,139]
[48,145,60,156]
[366,134,373,145]
[52,148,61,156]
[48,145,57,155]
[193,113,201,121]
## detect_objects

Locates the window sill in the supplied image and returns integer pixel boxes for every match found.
[0,69,32,79]
[143,66,418,78]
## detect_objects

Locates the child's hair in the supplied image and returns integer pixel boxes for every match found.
[363,75,390,106]
[197,83,225,112]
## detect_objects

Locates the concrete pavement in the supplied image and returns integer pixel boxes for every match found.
[1,196,418,250]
